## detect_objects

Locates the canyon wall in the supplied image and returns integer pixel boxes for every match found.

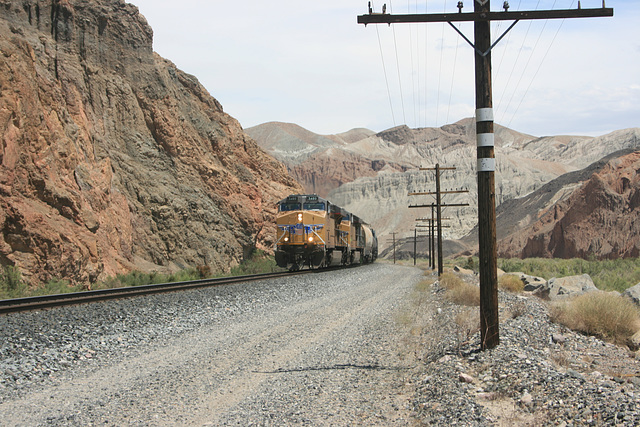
[0,0,302,285]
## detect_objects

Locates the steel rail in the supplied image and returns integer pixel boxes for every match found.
[0,270,312,315]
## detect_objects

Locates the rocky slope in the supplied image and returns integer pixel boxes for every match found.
[250,119,640,253]
[0,0,302,285]
[497,150,640,259]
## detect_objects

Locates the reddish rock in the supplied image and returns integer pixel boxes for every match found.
[498,151,640,260]
[0,0,302,286]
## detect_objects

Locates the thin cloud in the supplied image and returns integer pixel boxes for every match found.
[130,0,639,137]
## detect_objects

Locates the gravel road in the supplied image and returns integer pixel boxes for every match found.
[0,264,424,425]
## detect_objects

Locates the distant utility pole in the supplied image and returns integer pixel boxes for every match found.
[358,1,612,350]
[409,164,468,276]
[413,228,417,266]
[387,232,397,264]
[416,217,451,271]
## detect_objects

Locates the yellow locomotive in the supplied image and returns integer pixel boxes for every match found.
[275,194,378,270]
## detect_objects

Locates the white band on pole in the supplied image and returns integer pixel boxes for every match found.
[476,108,494,122]
[477,133,494,147]
[477,158,495,172]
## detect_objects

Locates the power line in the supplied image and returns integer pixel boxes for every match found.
[447,22,461,124]
[392,25,407,124]
[507,6,568,128]
[375,24,397,126]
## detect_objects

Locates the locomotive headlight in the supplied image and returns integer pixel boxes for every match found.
[297,213,303,222]
[284,237,289,242]
[308,236,314,243]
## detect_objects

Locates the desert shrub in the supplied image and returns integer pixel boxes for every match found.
[550,292,640,346]
[29,279,83,296]
[196,265,211,279]
[498,274,524,293]
[439,272,480,306]
[230,250,282,275]
[165,269,200,283]
[0,265,27,299]
[455,307,480,344]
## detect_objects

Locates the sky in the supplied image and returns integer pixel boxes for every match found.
[130,0,639,138]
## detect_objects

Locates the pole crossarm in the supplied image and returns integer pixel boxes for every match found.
[357,7,613,25]
[409,203,469,208]
[419,167,456,171]
[409,190,469,196]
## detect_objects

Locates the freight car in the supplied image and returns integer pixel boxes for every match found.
[275,194,378,271]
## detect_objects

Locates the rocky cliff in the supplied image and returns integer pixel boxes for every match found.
[0,0,302,285]
[498,150,640,259]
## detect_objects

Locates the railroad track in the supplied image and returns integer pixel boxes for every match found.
[0,270,314,315]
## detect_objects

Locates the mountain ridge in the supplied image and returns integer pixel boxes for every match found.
[250,120,640,255]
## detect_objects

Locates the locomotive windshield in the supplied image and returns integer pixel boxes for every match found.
[279,202,301,212]
[303,202,325,211]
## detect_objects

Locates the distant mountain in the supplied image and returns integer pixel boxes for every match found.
[250,120,640,255]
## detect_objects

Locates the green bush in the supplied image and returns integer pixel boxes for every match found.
[498,257,640,292]
[0,265,27,298]
[30,279,82,296]
[230,250,282,275]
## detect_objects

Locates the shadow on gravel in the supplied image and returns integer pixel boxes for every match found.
[255,363,415,374]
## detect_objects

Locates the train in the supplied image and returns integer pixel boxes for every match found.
[275,194,378,271]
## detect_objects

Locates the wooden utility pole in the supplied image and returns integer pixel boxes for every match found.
[473,0,499,351]
[411,202,467,272]
[387,232,397,264]
[416,216,452,271]
[430,204,435,270]
[358,2,613,350]
[414,228,419,265]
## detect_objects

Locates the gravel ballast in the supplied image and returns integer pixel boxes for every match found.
[0,264,423,425]
[1,263,639,425]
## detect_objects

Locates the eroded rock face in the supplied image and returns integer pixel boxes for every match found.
[0,0,302,285]
[498,151,640,260]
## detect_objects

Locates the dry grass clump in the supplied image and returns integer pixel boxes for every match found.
[498,274,524,293]
[455,308,480,346]
[550,292,640,346]
[439,272,480,306]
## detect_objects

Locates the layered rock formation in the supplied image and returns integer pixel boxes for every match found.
[498,151,640,259]
[0,0,302,285]
[250,120,640,255]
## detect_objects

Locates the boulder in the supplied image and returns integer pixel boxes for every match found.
[623,283,640,307]
[521,274,547,292]
[629,330,640,352]
[453,265,475,275]
[546,274,598,300]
